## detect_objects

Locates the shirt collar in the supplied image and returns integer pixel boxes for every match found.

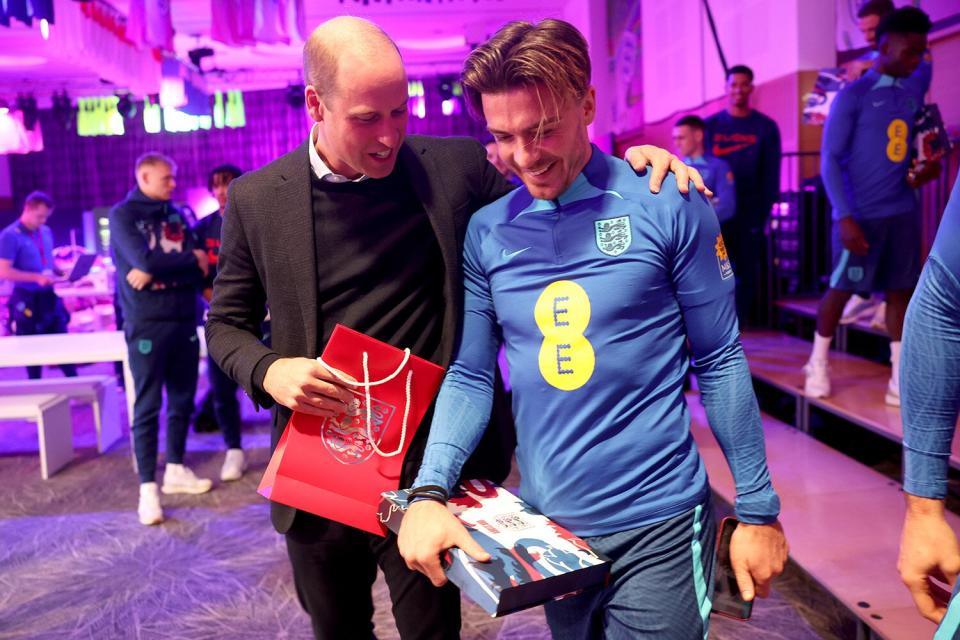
[866,68,902,90]
[308,123,368,183]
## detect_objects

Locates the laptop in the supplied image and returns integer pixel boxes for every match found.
[66,253,97,282]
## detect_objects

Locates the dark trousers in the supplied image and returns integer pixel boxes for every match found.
[285,512,461,640]
[9,288,77,379]
[126,320,199,483]
[207,355,241,449]
[721,218,768,327]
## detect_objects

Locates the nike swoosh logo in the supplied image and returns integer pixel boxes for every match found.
[712,142,753,156]
[501,247,531,260]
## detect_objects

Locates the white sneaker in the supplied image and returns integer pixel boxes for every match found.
[162,463,213,495]
[138,482,164,525]
[840,294,878,325]
[220,448,247,482]
[885,377,900,407]
[871,301,888,331]
[803,359,831,398]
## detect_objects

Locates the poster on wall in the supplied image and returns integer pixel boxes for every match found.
[608,0,643,135]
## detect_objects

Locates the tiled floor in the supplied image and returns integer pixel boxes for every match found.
[0,362,852,639]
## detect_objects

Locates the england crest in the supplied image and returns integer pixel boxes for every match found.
[322,391,397,465]
[594,216,632,257]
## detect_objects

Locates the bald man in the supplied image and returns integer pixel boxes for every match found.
[206,16,707,639]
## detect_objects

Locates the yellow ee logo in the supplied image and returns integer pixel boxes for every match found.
[886,118,908,163]
[534,281,595,391]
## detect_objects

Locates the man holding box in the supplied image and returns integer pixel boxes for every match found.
[205,16,709,640]
[399,19,787,639]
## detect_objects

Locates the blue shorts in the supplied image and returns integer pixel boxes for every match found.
[543,502,716,640]
[830,212,921,292]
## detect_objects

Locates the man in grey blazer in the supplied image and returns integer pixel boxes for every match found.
[206,16,707,640]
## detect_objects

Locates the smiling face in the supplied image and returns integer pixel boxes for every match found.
[483,84,595,201]
[305,48,408,180]
[726,72,753,111]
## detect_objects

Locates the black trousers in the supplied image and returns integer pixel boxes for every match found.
[285,511,460,640]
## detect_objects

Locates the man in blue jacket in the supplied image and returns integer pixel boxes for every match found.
[110,152,212,526]
[673,114,736,224]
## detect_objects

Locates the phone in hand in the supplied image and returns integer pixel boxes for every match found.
[711,517,753,620]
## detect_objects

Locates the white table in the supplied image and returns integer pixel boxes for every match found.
[0,332,134,424]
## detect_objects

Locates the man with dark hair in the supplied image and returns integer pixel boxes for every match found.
[0,191,77,378]
[805,7,935,406]
[205,15,709,640]
[192,163,247,481]
[399,18,786,640]
[858,0,896,47]
[110,152,212,526]
[673,114,736,223]
[705,64,781,326]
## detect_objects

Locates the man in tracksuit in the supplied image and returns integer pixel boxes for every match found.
[110,152,212,526]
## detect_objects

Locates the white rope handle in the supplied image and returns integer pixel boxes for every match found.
[317,349,413,458]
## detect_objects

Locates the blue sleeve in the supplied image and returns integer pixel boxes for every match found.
[916,57,932,96]
[760,120,782,219]
[669,190,781,523]
[711,159,736,223]
[108,207,199,276]
[414,221,500,492]
[0,229,18,262]
[821,88,858,220]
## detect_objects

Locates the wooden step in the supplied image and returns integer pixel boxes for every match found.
[688,395,956,640]
[739,330,960,469]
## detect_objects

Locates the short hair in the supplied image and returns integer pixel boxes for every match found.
[302,20,399,101]
[461,19,591,122]
[857,0,895,19]
[23,190,53,210]
[135,152,176,175]
[876,6,932,42]
[726,64,754,82]
[675,115,706,131]
[207,164,243,191]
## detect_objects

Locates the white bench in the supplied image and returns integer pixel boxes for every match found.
[0,375,123,453]
[0,393,74,479]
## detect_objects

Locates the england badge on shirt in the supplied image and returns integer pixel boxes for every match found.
[595,216,631,257]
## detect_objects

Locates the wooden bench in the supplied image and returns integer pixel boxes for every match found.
[0,375,123,453]
[687,394,957,639]
[0,393,74,479]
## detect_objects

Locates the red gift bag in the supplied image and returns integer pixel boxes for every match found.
[258,324,445,535]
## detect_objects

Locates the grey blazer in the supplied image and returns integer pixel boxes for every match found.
[206,134,516,533]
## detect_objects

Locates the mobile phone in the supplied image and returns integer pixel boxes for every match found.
[711,517,753,620]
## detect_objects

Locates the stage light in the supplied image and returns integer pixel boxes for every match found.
[40,19,50,40]
[0,100,9,115]
[115,93,137,120]
[51,91,77,130]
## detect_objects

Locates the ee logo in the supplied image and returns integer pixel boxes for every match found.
[534,281,595,391]
[886,118,908,163]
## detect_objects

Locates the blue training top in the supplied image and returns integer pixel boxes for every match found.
[930,170,960,284]
[685,154,736,223]
[0,221,55,291]
[821,68,924,221]
[415,146,780,537]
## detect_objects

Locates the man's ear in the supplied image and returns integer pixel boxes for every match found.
[583,86,597,127]
[305,85,324,122]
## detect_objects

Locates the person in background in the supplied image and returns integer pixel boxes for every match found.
[485,139,521,186]
[705,64,782,326]
[804,7,935,407]
[673,114,736,224]
[0,191,77,379]
[192,164,247,482]
[897,168,960,637]
[110,152,212,526]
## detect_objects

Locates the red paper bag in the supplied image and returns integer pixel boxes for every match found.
[258,324,445,535]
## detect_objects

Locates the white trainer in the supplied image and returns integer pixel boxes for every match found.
[803,359,831,398]
[162,463,213,495]
[220,448,247,482]
[138,482,164,526]
[885,377,900,407]
[839,294,878,325]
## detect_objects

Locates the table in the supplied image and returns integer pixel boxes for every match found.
[0,332,134,424]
